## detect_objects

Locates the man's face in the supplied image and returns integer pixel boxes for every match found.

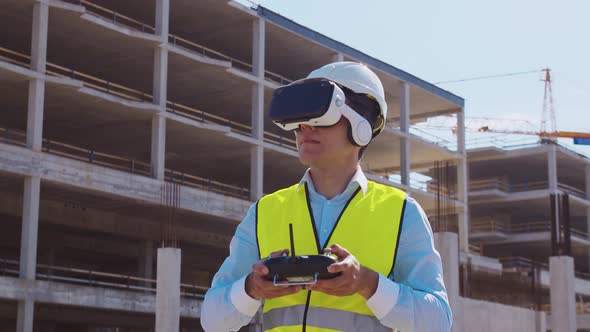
[294,118,359,167]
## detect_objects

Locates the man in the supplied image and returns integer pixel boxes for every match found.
[201,62,452,331]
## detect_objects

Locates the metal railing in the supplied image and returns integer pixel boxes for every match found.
[166,34,293,86]
[48,61,152,101]
[0,45,298,152]
[425,180,457,199]
[65,0,295,86]
[0,47,30,67]
[471,218,508,234]
[0,126,251,199]
[164,169,249,200]
[543,302,590,314]
[0,258,208,298]
[466,135,541,151]
[470,177,586,198]
[469,178,511,192]
[468,243,482,255]
[510,221,587,238]
[0,127,27,147]
[499,257,590,282]
[466,133,590,159]
[409,127,458,151]
[498,256,548,272]
[471,218,588,238]
[62,0,156,34]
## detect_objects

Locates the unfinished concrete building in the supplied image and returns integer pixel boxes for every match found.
[465,139,590,330]
[0,0,470,330]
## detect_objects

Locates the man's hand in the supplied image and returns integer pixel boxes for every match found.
[245,249,303,300]
[306,244,379,299]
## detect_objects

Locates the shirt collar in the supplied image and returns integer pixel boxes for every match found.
[296,165,368,196]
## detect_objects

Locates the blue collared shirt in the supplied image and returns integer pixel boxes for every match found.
[201,167,452,332]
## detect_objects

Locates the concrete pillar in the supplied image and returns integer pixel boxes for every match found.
[16,300,34,332]
[250,18,265,201]
[155,248,181,332]
[535,311,547,332]
[250,146,263,200]
[155,0,170,38]
[549,256,576,332]
[30,3,48,72]
[332,53,344,62]
[17,176,41,332]
[586,165,590,270]
[19,177,41,280]
[548,146,558,193]
[151,113,166,180]
[26,2,48,151]
[19,4,48,329]
[399,82,410,186]
[26,79,45,152]
[456,109,469,253]
[433,232,462,332]
[252,19,265,79]
[151,0,169,180]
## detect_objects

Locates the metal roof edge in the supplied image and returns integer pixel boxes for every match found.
[256,6,465,108]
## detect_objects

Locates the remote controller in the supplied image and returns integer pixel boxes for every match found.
[263,224,342,286]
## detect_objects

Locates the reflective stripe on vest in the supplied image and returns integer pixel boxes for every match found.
[256,181,406,332]
[263,305,393,332]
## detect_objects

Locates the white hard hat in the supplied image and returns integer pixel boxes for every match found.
[306,61,387,135]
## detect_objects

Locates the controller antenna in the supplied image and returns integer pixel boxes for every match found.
[289,223,295,257]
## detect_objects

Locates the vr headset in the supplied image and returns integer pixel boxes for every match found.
[269,78,381,147]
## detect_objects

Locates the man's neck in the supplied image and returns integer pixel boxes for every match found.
[308,162,358,200]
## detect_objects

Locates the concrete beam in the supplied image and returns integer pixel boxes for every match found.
[79,13,161,43]
[0,142,251,222]
[0,276,200,318]
[0,192,232,249]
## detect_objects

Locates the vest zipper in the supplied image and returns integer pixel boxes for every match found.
[302,290,312,332]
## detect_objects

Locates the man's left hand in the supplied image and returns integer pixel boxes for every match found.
[305,244,379,299]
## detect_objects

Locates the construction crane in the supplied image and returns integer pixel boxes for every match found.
[427,68,590,144]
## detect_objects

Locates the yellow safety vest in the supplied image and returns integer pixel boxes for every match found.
[256,181,406,332]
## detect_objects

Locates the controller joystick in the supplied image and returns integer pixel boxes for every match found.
[263,224,342,286]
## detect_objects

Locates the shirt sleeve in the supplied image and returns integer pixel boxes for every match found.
[200,204,262,332]
[366,197,452,331]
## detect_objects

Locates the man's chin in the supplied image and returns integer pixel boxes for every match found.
[298,156,312,166]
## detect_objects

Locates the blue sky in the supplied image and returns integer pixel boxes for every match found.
[246,0,590,152]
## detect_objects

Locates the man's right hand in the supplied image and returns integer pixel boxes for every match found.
[245,249,303,300]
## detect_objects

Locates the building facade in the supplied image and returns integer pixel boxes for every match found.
[0,0,469,330]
